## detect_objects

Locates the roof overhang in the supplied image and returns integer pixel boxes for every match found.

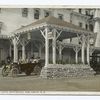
[11,16,94,40]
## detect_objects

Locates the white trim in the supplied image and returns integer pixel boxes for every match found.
[56,30,63,40]
[40,29,46,39]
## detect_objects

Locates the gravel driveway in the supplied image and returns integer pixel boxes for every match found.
[0,69,100,92]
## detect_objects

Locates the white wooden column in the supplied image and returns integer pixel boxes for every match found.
[13,38,18,62]
[76,51,78,64]
[94,20,100,47]
[52,29,56,64]
[39,44,42,58]
[9,45,12,57]
[94,21,99,33]
[81,35,85,64]
[45,27,49,66]
[87,41,90,65]
[81,43,85,64]
[59,44,62,61]
[94,9,100,47]
[22,44,26,61]
[73,46,80,64]
[87,36,90,65]
[94,9,98,18]
[31,41,33,56]
[20,38,30,61]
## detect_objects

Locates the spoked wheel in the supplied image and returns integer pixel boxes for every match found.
[11,68,18,78]
[25,69,31,76]
[2,68,8,77]
[34,65,42,75]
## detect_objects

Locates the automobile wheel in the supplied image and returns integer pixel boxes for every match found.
[34,65,42,75]
[11,68,18,78]
[2,68,8,77]
[25,70,31,76]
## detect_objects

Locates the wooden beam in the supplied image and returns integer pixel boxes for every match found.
[40,29,46,39]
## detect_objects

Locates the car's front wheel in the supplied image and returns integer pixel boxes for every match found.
[11,68,18,78]
[2,67,8,77]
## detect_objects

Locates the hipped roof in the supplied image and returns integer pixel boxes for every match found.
[13,16,93,35]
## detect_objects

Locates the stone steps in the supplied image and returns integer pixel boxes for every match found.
[40,64,96,79]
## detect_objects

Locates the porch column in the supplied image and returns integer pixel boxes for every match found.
[94,9,100,47]
[81,43,85,64]
[81,35,85,64]
[9,44,12,57]
[75,51,78,64]
[73,46,80,64]
[39,45,42,58]
[22,44,26,61]
[52,29,56,64]
[45,27,49,66]
[13,38,18,62]
[87,37,90,65]
[59,44,62,61]
[31,41,33,56]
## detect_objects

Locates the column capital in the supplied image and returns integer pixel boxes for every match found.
[73,46,80,53]
[12,34,20,46]
[19,38,30,46]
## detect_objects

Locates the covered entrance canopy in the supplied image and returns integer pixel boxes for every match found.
[11,16,94,66]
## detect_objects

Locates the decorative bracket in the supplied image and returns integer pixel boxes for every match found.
[40,29,46,39]
[73,46,81,53]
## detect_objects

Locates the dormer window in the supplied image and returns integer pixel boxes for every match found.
[0,22,3,34]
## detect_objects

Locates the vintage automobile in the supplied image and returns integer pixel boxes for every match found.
[1,58,42,77]
[90,52,100,74]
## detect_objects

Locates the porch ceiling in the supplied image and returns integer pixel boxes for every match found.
[12,16,94,40]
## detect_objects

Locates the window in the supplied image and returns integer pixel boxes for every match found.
[79,9,82,13]
[89,24,93,32]
[0,27,1,34]
[34,9,40,19]
[79,22,82,28]
[58,14,63,20]
[44,11,50,17]
[0,22,2,34]
[70,38,72,42]
[22,8,28,17]
[85,24,88,30]
[0,8,1,13]
[85,10,89,15]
